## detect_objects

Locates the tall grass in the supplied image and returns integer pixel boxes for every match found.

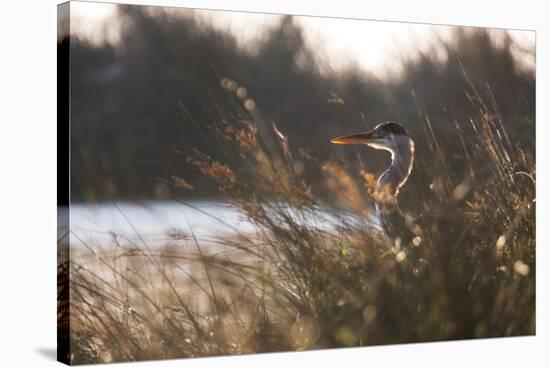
[61,77,535,364]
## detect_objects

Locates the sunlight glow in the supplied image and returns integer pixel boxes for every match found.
[68,1,535,76]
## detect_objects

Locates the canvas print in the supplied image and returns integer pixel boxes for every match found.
[57,1,536,364]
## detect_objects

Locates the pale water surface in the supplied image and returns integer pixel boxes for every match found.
[63,200,369,249]
[66,201,256,248]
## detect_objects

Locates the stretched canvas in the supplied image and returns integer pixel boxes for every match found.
[57,1,536,364]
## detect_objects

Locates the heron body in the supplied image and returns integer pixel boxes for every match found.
[331,122,417,244]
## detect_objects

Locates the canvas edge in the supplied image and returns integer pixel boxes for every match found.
[58,1,71,365]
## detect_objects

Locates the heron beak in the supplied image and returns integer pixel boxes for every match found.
[331,132,375,145]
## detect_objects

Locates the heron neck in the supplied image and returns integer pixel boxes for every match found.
[377,137,414,197]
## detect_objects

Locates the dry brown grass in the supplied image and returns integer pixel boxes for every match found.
[60,80,535,364]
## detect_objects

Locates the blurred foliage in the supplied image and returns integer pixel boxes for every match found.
[67,64,535,364]
[63,6,535,364]
[62,5,534,202]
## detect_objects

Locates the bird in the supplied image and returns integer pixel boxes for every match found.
[331,121,419,245]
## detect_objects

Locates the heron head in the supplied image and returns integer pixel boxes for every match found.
[331,122,410,151]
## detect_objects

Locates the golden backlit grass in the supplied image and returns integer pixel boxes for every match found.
[60,80,535,364]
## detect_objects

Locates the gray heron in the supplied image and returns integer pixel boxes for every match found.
[331,121,419,245]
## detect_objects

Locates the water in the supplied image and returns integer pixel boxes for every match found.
[65,200,256,248]
[62,200,378,249]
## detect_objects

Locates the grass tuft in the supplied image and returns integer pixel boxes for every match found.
[64,79,534,364]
